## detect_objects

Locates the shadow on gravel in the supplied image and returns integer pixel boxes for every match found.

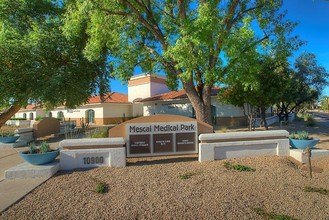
[127,156,198,166]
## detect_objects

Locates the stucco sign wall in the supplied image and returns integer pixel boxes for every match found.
[126,122,198,157]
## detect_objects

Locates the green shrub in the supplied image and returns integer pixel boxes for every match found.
[297,131,310,140]
[91,178,108,193]
[29,143,38,154]
[224,161,255,172]
[39,141,50,153]
[35,116,44,121]
[178,172,194,180]
[304,186,328,195]
[0,130,15,137]
[253,207,297,220]
[95,181,108,193]
[305,115,315,127]
[290,131,311,140]
[9,118,27,120]
[86,127,108,138]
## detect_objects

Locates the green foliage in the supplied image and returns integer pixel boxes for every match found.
[276,53,329,118]
[91,178,108,194]
[35,116,44,121]
[304,115,316,127]
[63,0,298,124]
[85,127,108,138]
[39,141,50,153]
[224,161,255,172]
[178,172,194,180]
[9,118,26,121]
[253,207,298,220]
[95,181,108,194]
[28,143,37,154]
[303,186,328,195]
[289,131,311,140]
[320,96,329,112]
[0,0,110,122]
[218,55,292,130]
[28,141,51,154]
[0,130,15,137]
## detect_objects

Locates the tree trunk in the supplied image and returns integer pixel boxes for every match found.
[182,80,213,125]
[0,104,21,128]
[260,106,268,130]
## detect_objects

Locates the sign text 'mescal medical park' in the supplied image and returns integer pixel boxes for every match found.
[126,122,198,157]
[129,123,196,133]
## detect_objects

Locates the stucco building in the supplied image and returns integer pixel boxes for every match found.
[15,74,255,127]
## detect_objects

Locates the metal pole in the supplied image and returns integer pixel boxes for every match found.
[303,147,312,178]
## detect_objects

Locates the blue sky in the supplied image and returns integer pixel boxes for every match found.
[110,0,329,96]
[283,0,329,96]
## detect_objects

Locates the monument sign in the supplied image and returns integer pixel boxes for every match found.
[126,122,198,157]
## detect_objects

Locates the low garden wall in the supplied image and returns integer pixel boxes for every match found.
[6,120,31,127]
[198,130,290,162]
[255,116,279,127]
[15,128,34,143]
[59,138,126,170]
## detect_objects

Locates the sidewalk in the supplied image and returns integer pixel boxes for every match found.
[0,137,63,213]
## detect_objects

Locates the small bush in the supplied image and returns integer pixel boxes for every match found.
[224,161,255,172]
[29,143,38,154]
[95,181,108,193]
[253,207,297,220]
[0,130,15,137]
[305,115,315,127]
[289,131,311,140]
[35,116,44,121]
[39,141,50,153]
[178,172,194,180]
[86,127,108,138]
[304,186,328,195]
[91,178,108,193]
[9,118,26,120]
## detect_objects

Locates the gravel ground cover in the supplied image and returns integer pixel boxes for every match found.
[1,155,329,220]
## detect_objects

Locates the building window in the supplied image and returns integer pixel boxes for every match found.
[86,109,95,124]
[57,111,64,119]
[23,113,26,119]
[29,113,34,120]
[47,112,52,118]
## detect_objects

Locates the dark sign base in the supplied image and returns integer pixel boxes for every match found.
[130,147,151,154]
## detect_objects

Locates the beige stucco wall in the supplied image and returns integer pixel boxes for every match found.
[143,100,193,117]
[102,103,132,118]
[211,98,245,117]
[128,83,151,102]
[15,109,46,119]
[142,98,246,118]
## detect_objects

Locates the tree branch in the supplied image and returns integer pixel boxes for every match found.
[123,0,168,49]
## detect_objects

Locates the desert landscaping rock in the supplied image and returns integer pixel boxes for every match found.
[1,155,329,220]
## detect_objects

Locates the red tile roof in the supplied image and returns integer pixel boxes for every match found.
[88,92,129,104]
[138,88,220,102]
[21,104,41,110]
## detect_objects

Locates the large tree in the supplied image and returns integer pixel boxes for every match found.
[0,0,110,127]
[218,55,289,130]
[276,52,329,120]
[63,0,297,125]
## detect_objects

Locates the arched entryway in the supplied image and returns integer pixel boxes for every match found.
[29,112,34,120]
[23,113,26,119]
[86,109,95,124]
